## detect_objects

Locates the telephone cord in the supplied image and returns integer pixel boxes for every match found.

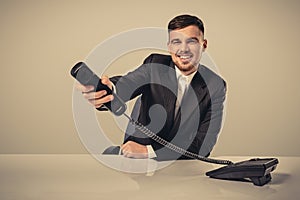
[123,113,233,165]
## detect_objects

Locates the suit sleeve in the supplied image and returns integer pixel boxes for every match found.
[97,54,154,111]
[111,55,154,102]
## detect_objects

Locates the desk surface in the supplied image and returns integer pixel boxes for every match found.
[0,155,298,200]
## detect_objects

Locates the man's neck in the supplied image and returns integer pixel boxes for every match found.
[175,65,198,84]
[176,65,199,76]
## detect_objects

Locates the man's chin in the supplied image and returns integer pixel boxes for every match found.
[175,61,195,72]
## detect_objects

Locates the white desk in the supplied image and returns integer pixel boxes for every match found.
[0,155,298,200]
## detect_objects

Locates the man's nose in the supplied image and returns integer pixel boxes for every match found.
[179,42,189,52]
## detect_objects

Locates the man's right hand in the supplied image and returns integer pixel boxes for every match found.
[75,75,114,108]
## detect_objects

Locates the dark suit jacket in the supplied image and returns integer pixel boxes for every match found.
[110,54,226,160]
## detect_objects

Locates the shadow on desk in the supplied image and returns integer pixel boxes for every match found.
[272,173,291,185]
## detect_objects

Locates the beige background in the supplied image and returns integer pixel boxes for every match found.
[0,0,299,156]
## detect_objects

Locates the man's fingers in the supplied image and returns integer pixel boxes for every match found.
[75,82,94,93]
[101,75,113,90]
[83,90,107,100]
[121,144,131,157]
[74,75,114,109]
[120,141,148,158]
[88,94,114,107]
[120,143,127,149]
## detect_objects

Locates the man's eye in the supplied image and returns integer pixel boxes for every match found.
[187,39,198,44]
[171,40,181,45]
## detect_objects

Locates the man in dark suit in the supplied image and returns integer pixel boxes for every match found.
[78,14,226,160]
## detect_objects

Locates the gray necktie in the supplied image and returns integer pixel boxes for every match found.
[175,75,188,116]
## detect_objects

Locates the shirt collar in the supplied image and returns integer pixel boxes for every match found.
[175,65,198,85]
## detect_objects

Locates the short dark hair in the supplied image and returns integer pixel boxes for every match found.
[168,14,204,34]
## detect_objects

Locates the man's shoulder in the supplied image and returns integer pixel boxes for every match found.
[199,65,226,89]
[200,65,223,79]
[143,53,172,66]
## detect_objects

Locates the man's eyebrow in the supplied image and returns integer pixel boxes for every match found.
[188,37,199,41]
[170,37,199,43]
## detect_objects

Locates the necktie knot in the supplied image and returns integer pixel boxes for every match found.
[178,75,188,92]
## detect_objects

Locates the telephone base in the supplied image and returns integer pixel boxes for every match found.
[206,158,279,186]
[250,173,272,186]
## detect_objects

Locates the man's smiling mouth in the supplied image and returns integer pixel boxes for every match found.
[176,54,193,63]
[176,54,192,59]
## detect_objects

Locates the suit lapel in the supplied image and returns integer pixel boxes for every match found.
[160,61,177,124]
[188,67,208,106]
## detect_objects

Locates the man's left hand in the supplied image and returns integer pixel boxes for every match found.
[121,141,148,159]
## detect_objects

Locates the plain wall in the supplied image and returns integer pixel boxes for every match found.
[0,0,299,156]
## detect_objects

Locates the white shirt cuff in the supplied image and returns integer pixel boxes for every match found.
[147,145,157,158]
[111,82,117,93]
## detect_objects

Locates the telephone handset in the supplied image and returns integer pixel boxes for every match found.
[71,62,127,116]
[70,62,278,186]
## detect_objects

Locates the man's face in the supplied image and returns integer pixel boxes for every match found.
[168,25,207,75]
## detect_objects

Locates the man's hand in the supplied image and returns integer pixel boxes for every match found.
[75,75,114,108]
[121,141,148,159]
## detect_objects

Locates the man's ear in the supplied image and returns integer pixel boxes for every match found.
[202,39,208,50]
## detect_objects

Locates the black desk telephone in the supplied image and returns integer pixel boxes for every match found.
[71,62,279,186]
